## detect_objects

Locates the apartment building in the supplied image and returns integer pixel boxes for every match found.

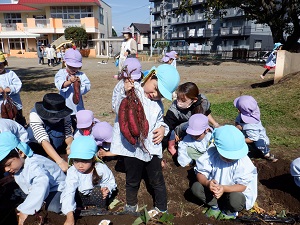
[150,0,274,53]
[0,0,112,57]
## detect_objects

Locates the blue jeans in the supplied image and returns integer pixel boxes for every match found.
[252,139,270,156]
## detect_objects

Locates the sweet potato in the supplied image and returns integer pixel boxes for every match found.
[1,101,8,118]
[127,107,140,137]
[73,79,80,105]
[119,97,136,145]
[135,98,149,138]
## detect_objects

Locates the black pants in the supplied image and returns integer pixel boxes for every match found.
[123,156,167,211]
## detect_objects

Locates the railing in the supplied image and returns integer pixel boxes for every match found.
[1,23,17,31]
[62,19,81,28]
[35,19,50,28]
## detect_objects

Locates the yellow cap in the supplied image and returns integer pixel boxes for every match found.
[0,52,6,63]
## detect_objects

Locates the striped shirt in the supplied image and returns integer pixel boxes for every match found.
[29,107,73,143]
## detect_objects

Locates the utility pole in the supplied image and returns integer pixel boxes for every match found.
[160,0,166,39]
[150,6,153,57]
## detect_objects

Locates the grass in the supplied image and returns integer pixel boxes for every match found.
[208,73,300,155]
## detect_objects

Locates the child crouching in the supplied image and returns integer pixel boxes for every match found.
[61,136,117,225]
[191,125,257,220]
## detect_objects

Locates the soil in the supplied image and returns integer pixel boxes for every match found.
[0,58,299,225]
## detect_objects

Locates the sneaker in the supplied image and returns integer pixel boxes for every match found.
[260,75,265,79]
[123,204,138,213]
[205,206,221,219]
[154,206,167,214]
[217,211,237,220]
[264,153,278,162]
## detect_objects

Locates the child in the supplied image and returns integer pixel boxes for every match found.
[260,42,283,79]
[110,64,180,213]
[0,118,29,143]
[0,131,66,225]
[163,82,219,155]
[0,52,27,127]
[162,51,178,68]
[92,121,116,159]
[54,48,91,130]
[290,158,300,187]
[29,93,73,172]
[61,136,117,224]
[191,125,257,220]
[74,109,100,138]
[177,114,212,167]
[234,95,278,162]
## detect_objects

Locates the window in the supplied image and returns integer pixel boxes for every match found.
[99,7,104,25]
[9,38,25,50]
[50,6,93,19]
[254,40,262,49]
[4,13,21,23]
[233,40,239,46]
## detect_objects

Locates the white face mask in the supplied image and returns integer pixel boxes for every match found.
[177,99,194,109]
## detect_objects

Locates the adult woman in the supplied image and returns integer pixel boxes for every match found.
[29,93,73,172]
[118,27,137,72]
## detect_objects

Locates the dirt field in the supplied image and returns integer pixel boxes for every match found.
[1,57,299,225]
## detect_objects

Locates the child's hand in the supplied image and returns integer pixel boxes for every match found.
[174,134,180,142]
[152,126,165,144]
[75,76,81,82]
[4,87,11,93]
[124,78,134,93]
[101,187,109,199]
[97,149,107,159]
[17,212,28,225]
[208,179,219,193]
[213,184,224,199]
[64,212,75,225]
[69,75,77,83]
[58,160,69,172]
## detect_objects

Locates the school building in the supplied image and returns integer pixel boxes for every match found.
[0,0,112,58]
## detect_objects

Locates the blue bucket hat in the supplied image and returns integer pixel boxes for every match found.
[69,136,97,160]
[273,42,283,50]
[0,131,33,161]
[143,64,180,100]
[212,125,248,160]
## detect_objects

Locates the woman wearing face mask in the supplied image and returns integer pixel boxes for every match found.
[29,93,73,172]
[163,82,219,156]
[118,27,137,72]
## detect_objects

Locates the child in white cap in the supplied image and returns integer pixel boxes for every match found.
[234,95,278,162]
[0,132,66,225]
[177,114,212,167]
[74,109,100,138]
[0,52,27,127]
[191,125,257,220]
[290,158,300,187]
[111,64,180,213]
[61,136,116,224]
[54,49,91,130]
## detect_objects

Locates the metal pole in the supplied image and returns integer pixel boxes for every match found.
[150,7,153,57]
[161,0,165,39]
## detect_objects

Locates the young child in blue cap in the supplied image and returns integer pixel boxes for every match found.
[110,64,180,213]
[260,42,283,79]
[234,95,278,162]
[61,135,116,225]
[191,125,258,220]
[177,113,212,167]
[0,131,66,225]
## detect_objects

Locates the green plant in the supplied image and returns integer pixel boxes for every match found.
[64,26,88,49]
[132,206,174,225]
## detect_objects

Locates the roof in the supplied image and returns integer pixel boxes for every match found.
[130,23,150,34]
[0,4,38,12]
[18,0,101,6]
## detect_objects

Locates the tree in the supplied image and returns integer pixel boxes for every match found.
[179,0,300,51]
[64,27,88,49]
[112,27,118,37]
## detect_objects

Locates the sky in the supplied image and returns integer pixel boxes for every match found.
[0,0,152,36]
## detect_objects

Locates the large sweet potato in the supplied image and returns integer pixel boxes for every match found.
[119,97,136,145]
[73,79,80,105]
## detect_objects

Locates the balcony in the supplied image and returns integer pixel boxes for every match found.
[223,8,245,18]
[24,17,99,34]
[0,23,17,31]
[220,26,251,36]
[153,20,161,27]
[197,28,211,38]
